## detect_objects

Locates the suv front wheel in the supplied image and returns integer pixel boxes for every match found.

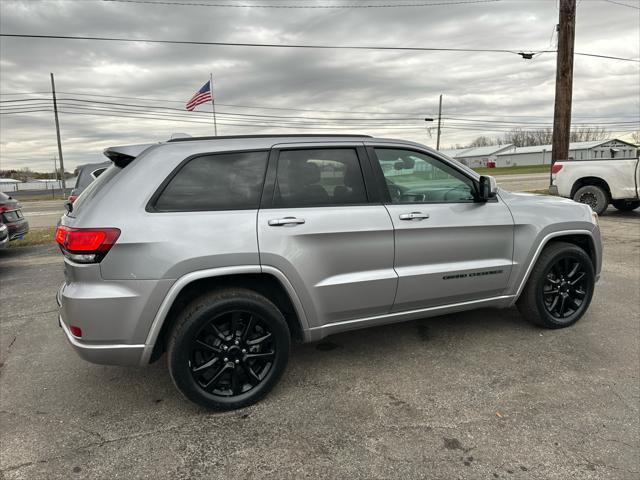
[517,242,595,329]
[167,288,291,410]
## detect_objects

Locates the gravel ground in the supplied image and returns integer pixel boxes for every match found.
[0,209,638,479]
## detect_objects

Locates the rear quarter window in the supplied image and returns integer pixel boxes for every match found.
[152,150,269,212]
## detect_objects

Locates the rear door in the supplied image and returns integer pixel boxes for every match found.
[367,144,514,311]
[257,144,396,329]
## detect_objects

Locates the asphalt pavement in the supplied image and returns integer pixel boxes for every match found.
[17,200,67,229]
[0,207,638,479]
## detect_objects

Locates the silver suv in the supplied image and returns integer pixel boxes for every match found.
[56,135,602,410]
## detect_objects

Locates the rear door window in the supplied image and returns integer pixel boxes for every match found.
[153,150,268,211]
[273,148,367,207]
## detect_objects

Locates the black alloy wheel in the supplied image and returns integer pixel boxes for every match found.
[542,257,589,320]
[517,241,595,329]
[190,310,275,397]
[168,289,290,410]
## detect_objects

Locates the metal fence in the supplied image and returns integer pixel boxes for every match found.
[0,178,77,192]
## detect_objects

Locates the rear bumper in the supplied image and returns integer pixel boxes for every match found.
[548,185,559,196]
[56,281,153,366]
[8,219,29,240]
[58,314,145,366]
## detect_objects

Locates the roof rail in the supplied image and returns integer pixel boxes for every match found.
[166,134,372,143]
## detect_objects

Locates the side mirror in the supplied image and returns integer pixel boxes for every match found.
[478,175,498,201]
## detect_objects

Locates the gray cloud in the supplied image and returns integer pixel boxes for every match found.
[1,0,638,172]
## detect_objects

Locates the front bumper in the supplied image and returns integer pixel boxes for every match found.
[56,282,146,366]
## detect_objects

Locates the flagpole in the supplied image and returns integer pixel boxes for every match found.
[210,73,217,136]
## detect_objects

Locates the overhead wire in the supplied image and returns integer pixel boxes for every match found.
[2,33,639,62]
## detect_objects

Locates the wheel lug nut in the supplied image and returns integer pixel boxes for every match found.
[222,345,228,351]
[241,349,247,353]
[235,359,240,364]
[235,340,240,345]
[223,357,228,362]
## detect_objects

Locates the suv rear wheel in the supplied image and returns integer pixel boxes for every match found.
[573,185,608,215]
[517,242,595,329]
[167,288,290,410]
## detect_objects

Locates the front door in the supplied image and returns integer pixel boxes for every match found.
[368,146,514,312]
[257,145,397,328]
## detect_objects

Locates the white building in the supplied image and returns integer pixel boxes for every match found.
[439,144,515,168]
[495,139,638,167]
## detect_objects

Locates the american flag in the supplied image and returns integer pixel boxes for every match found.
[185,80,212,111]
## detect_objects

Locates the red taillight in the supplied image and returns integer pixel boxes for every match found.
[70,326,82,338]
[68,195,78,204]
[551,163,563,174]
[55,226,120,261]
[0,206,10,214]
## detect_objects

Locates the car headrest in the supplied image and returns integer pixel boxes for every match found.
[300,162,321,185]
[343,165,361,188]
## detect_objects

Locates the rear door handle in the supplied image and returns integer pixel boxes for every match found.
[399,212,430,220]
[268,217,306,226]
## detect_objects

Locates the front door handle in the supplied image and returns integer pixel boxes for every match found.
[399,212,430,221]
[268,217,306,226]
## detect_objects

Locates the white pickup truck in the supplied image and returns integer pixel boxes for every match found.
[550,157,640,214]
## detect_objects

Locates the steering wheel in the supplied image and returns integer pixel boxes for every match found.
[443,184,473,201]
[387,183,403,202]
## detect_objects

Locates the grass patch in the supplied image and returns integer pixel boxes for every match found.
[473,165,550,176]
[9,226,57,248]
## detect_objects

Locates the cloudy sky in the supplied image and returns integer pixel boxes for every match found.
[1,0,638,172]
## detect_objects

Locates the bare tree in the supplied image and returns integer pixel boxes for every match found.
[468,136,498,147]
[569,127,608,143]
[503,127,608,147]
[631,131,640,145]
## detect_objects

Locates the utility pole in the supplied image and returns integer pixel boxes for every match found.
[550,0,576,184]
[436,94,443,150]
[50,73,66,192]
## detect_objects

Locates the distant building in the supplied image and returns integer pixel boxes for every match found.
[495,139,638,167]
[439,144,515,168]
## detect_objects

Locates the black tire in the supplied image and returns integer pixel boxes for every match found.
[573,185,608,215]
[167,288,290,410]
[612,199,640,212]
[517,242,595,329]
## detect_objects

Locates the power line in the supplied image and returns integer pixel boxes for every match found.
[1,93,637,119]
[101,0,503,7]
[1,98,637,126]
[2,33,637,62]
[601,0,640,9]
[3,98,636,125]
[0,33,523,55]
[2,106,635,131]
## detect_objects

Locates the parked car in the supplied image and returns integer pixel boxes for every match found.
[68,161,111,203]
[56,134,602,410]
[0,191,29,240]
[0,222,9,249]
[550,155,640,214]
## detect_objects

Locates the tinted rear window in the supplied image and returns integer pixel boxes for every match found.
[153,151,268,211]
